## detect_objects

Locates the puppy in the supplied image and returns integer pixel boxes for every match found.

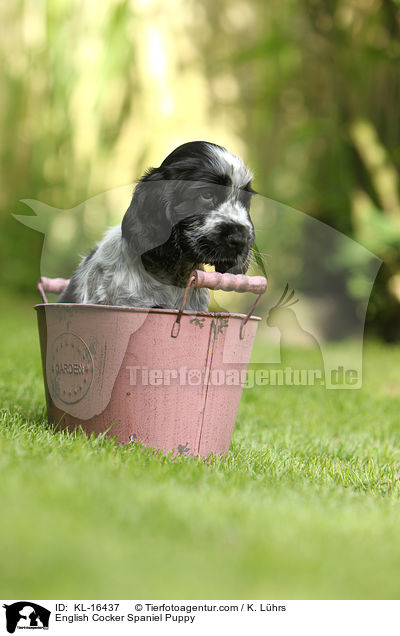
[58,141,256,311]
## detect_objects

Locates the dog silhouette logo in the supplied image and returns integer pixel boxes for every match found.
[2,602,50,633]
[267,283,324,372]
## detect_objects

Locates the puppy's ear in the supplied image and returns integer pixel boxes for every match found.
[122,168,175,256]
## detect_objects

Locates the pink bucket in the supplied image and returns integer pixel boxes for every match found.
[35,270,267,457]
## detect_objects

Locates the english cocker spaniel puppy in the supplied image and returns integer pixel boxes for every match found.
[58,141,256,311]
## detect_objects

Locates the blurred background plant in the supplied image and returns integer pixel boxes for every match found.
[1,0,399,339]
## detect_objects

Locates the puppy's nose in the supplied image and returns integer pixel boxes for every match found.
[225,226,249,250]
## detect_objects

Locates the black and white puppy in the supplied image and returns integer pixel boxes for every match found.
[58,141,256,311]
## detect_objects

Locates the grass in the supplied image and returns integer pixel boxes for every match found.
[1,295,400,599]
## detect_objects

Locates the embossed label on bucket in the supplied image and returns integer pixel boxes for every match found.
[49,332,94,404]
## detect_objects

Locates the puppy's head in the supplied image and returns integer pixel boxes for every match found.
[122,141,256,274]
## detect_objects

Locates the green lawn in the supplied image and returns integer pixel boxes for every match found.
[1,296,400,599]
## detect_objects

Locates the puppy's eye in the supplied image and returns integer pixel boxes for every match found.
[201,191,214,201]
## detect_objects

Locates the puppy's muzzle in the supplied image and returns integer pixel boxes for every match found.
[223,224,251,251]
[217,221,253,253]
[213,222,254,274]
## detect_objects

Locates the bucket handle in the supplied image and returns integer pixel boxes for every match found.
[37,277,70,304]
[171,270,268,339]
[37,273,267,339]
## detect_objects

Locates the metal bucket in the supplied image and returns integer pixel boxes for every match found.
[35,270,267,457]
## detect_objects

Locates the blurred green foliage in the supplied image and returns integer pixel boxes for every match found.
[191,0,400,338]
[0,0,140,293]
[1,0,399,338]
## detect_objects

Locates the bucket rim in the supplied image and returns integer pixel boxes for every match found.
[34,302,262,321]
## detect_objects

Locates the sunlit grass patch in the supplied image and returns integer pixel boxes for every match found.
[1,299,400,598]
